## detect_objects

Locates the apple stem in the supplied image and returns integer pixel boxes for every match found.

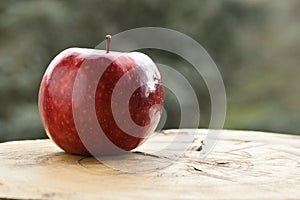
[106,34,111,53]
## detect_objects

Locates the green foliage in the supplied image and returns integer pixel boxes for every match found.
[0,0,299,141]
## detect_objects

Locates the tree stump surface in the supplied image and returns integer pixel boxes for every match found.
[0,129,299,199]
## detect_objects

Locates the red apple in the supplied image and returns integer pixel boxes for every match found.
[38,36,164,155]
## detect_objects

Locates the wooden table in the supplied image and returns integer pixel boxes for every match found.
[0,129,299,199]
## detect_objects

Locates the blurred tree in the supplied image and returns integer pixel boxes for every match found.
[0,0,300,142]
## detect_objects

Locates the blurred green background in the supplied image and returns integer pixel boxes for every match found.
[0,0,300,142]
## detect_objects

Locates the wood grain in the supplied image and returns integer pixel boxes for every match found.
[0,129,299,199]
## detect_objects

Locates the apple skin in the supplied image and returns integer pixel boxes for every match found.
[38,48,164,155]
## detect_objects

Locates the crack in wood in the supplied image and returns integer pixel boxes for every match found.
[192,160,231,167]
[132,151,171,160]
[190,140,204,151]
[77,156,92,167]
[132,151,162,158]
[192,166,203,172]
[187,165,233,181]
[228,143,266,153]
